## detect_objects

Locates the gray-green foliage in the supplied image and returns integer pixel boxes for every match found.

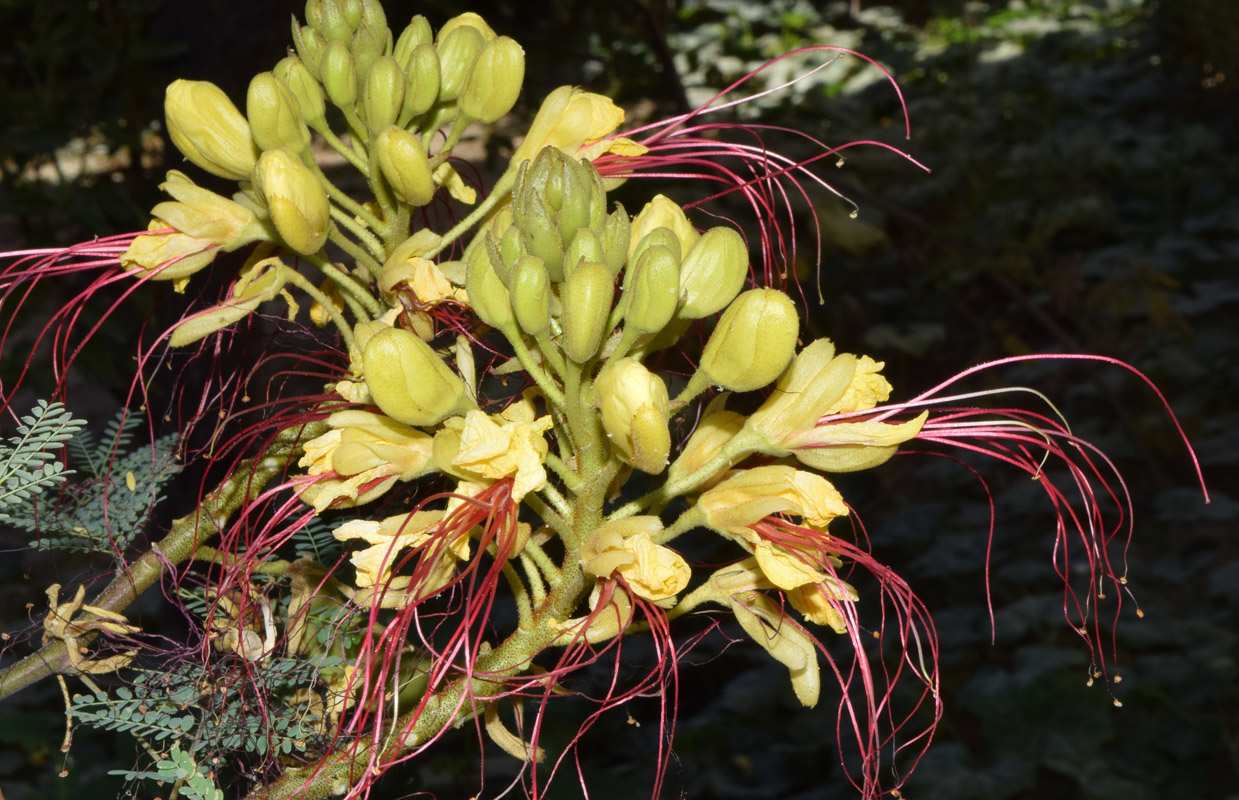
[0,400,86,520]
[7,408,182,555]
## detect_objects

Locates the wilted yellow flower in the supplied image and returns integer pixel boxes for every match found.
[381,257,469,305]
[786,578,858,634]
[444,399,554,501]
[511,85,647,164]
[581,517,690,604]
[297,410,436,511]
[333,509,460,588]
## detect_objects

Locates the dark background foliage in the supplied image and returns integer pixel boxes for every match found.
[1,1,1234,798]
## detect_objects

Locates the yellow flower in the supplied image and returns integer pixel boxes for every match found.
[581,517,690,604]
[121,172,269,285]
[511,85,647,164]
[698,465,848,540]
[380,256,469,305]
[441,398,553,501]
[786,579,858,635]
[746,338,927,473]
[666,394,744,486]
[333,509,453,588]
[297,410,436,511]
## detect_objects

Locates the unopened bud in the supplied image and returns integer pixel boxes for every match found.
[291,23,326,80]
[397,44,440,125]
[465,239,514,331]
[562,228,604,279]
[437,12,496,43]
[362,55,406,133]
[595,358,671,474]
[350,21,386,87]
[678,226,749,319]
[621,244,679,334]
[253,149,330,255]
[699,289,799,392]
[460,36,524,124]
[363,326,473,427]
[307,0,353,43]
[247,72,310,153]
[320,40,357,109]
[510,255,551,335]
[628,195,698,262]
[435,24,484,103]
[560,261,614,363]
[629,226,682,269]
[339,0,362,29]
[600,205,631,275]
[394,15,433,64]
[274,56,327,127]
[164,80,260,181]
[359,0,386,34]
[375,126,435,207]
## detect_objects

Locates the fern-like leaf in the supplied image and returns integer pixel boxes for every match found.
[0,400,85,517]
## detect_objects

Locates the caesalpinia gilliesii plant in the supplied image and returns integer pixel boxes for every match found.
[0,1,1208,798]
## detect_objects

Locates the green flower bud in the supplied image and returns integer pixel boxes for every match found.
[350,21,387,87]
[677,226,749,319]
[600,204,631,276]
[307,0,352,43]
[562,228,604,279]
[375,126,434,207]
[460,35,525,124]
[291,22,326,80]
[699,289,799,392]
[274,56,327,127]
[399,43,441,124]
[394,15,433,65]
[437,12,496,43]
[560,261,614,363]
[363,327,472,427]
[253,149,330,255]
[595,358,671,474]
[339,0,362,29]
[465,238,514,331]
[629,226,682,271]
[362,55,406,134]
[320,40,357,109]
[359,0,386,32]
[435,24,484,103]
[164,80,260,181]
[498,224,528,273]
[621,243,679,334]
[510,254,551,335]
[555,157,595,244]
[517,183,565,281]
[247,72,310,153]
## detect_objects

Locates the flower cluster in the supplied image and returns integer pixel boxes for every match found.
[0,2,1206,800]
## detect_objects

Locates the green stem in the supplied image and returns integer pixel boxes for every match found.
[312,122,368,174]
[425,170,517,259]
[279,268,356,350]
[328,206,387,264]
[508,333,565,408]
[308,253,384,320]
[543,453,581,492]
[192,546,291,577]
[499,562,534,632]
